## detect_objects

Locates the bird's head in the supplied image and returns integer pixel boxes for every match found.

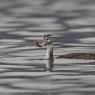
[42,34,53,46]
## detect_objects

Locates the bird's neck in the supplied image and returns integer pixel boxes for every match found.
[45,44,53,59]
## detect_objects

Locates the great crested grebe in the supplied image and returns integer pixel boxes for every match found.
[35,34,54,72]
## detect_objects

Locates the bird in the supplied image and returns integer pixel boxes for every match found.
[35,34,54,72]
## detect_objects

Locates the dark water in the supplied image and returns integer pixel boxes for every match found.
[0,0,95,95]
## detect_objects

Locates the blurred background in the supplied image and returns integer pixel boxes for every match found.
[0,0,95,48]
[0,0,95,95]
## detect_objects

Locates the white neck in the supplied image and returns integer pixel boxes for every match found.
[45,44,53,59]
